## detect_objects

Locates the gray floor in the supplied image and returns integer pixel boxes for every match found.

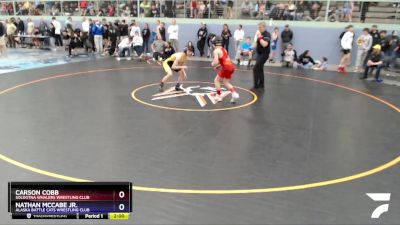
[0,59,399,224]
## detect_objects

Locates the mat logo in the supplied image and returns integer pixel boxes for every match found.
[366,193,391,219]
[152,86,230,107]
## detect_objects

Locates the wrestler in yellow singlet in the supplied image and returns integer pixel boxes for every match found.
[159,46,194,91]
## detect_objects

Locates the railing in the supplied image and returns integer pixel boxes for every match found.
[0,0,399,24]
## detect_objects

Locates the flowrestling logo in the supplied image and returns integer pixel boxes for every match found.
[366,193,391,219]
[152,86,231,107]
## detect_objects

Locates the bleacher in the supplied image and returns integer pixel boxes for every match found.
[1,0,398,24]
[172,0,398,24]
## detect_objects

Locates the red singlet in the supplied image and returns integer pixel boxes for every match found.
[218,47,235,79]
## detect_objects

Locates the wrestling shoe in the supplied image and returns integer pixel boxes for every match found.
[211,93,223,102]
[175,85,184,91]
[159,83,164,92]
[230,92,239,103]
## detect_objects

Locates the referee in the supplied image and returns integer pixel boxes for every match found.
[253,22,271,89]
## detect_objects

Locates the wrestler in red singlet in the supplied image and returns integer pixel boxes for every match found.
[211,36,239,103]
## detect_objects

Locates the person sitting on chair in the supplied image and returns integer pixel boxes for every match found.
[281,43,297,67]
[236,36,253,67]
[360,44,384,83]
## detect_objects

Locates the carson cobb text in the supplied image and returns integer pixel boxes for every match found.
[15,190,59,195]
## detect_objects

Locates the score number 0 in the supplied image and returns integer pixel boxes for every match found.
[118,191,125,211]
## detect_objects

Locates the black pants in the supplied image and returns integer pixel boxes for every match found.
[143,38,150,53]
[222,39,229,52]
[54,34,63,46]
[197,38,206,56]
[69,41,76,55]
[253,53,269,88]
[153,52,162,60]
[363,65,383,80]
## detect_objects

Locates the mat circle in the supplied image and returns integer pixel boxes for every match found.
[131,81,258,112]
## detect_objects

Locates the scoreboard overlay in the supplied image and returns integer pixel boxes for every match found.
[8,182,132,220]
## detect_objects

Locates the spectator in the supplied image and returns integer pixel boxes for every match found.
[197,1,206,18]
[26,18,35,36]
[354,28,372,72]
[236,36,253,67]
[269,27,279,63]
[107,4,115,17]
[132,31,143,57]
[48,22,56,48]
[80,0,88,15]
[121,6,130,17]
[221,24,232,52]
[140,0,151,17]
[131,3,138,17]
[65,17,73,29]
[253,1,268,19]
[81,17,91,53]
[338,25,354,73]
[281,43,297,68]
[386,31,399,69]
[313,57,328,71]
[370,25,380,47]
[51,17,62,47]
[297,50,315,69]
[0,20,5,56]
[295,0,307,20]
[241,0,253,17]
[187,41,195,56]
[285,1,297,20]
[105,22,117,56]
[207,33,216,58]
[163,41,175,59]
[117,36,133,59]
[269,3,285,20]
[360,2,369,23]
[233,24,245,53]
[119,19,129,40]
[92,20,104,54]
[227,0,234,19]
[281,24,293,53]
[197,22,208,57]
[50,3,61,16]
[150,3,160,17]
[190,0,198,18]
[360,44,384,83]
[379,30,389,57]
[151,35,166,61]
[155,20,161,38]
[17,17,25,35]
[327,5,339,22]
[159,22,166,41]
[38,18,49,36]
[311,1,322,19]
[6,19,16,49]
[342,0,354,22]
[142,23,151,54]
[305,1,322,21]
[0,4,7,16]
[130,21,140,37]
[68,32,82,57]
[167,19,179,51]
[215,2,224,19]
